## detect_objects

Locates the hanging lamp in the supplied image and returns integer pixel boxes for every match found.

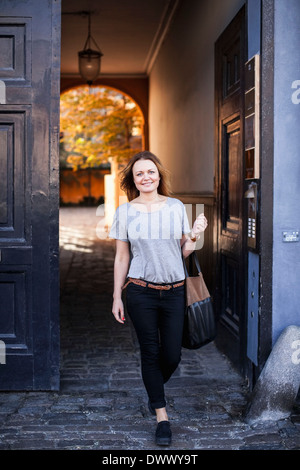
[78,11,103,85]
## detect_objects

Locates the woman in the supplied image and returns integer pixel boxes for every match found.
[109,151,207,446]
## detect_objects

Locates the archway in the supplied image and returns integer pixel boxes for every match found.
[60,76,149,150]
[59,84,145,207]
[58,85,145,389]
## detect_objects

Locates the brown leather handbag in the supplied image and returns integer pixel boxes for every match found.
[182,251,216,349]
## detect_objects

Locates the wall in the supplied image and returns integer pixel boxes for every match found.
[148,0,245,194]
[272,0,300,342]
[60,169,109,205]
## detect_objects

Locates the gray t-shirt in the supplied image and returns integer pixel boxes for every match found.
[109,197,190,283]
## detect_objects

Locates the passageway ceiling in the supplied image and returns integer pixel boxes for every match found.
[61,0,180,77]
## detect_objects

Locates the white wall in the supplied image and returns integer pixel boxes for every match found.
[149,0,245,194]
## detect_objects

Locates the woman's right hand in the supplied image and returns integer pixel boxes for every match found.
[112,240,130,324]
[112,298,126,324]
[191,213,208,239]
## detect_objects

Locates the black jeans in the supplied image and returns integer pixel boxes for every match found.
[126,282,185,409]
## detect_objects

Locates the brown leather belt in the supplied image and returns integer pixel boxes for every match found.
[123,277,185,291]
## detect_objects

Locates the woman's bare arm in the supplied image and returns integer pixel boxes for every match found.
[181,234,196,258]
[112,240,130,324]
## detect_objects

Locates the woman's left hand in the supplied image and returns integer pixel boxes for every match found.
[191,213,208,239]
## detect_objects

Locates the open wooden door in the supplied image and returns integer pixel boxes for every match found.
[214,7,249,375]
[0,0,61,389]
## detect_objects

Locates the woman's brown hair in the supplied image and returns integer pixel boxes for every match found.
[119,151,172,201]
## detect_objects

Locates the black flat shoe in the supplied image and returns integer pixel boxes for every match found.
[148,400,156,416]
[155,421,172,446]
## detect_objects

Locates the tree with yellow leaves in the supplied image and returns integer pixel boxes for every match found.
[60,86,143,170]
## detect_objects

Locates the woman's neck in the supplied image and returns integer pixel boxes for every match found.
[137,192,163,204]
[130,192,167,212]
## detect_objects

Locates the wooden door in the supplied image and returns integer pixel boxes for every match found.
[0,0,61,389]
[214,7,248,375]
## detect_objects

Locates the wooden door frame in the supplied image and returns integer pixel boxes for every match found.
[48,0,61,390]
[256,0,274,377]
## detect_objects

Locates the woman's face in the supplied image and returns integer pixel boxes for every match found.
[132,159,160,195]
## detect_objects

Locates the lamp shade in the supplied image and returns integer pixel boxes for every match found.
[78,48,103,85]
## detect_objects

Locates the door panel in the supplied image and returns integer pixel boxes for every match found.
[222,115,241,230]
[221,253,239,334]
[0,0,60,390]
[0,109,30,241]
[215,7,247,374]
[0,17,32,86]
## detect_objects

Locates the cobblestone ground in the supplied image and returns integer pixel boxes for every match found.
[0,207,299,451]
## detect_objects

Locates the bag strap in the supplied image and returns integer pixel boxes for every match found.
[183,251,202,278]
